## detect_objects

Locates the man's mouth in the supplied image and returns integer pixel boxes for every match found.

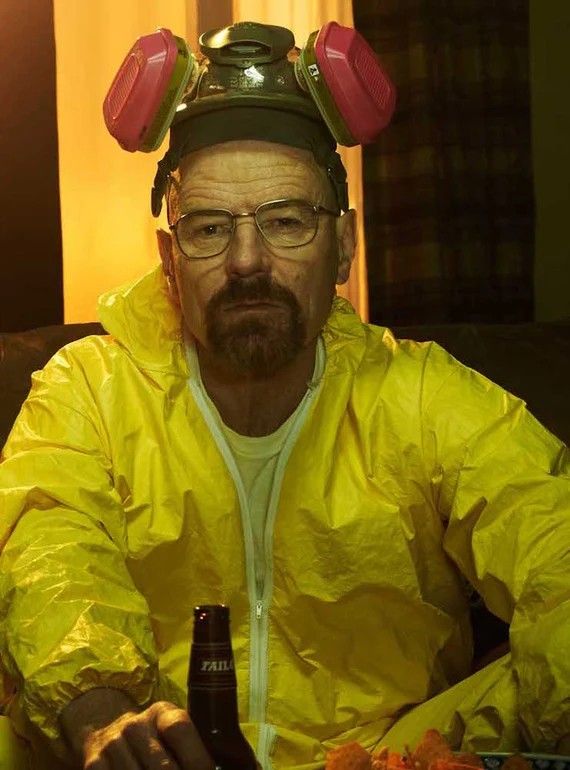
[223,300,282,310]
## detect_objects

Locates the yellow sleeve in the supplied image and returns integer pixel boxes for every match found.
[420,341,570,751]
[0,344,158,754]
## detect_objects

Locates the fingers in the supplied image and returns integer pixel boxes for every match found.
[152,702,215,770]
[84,729,140,770]
[124,718,180,770]
[83,700,211,770]
[102,738,141,770]
[84,708,178,770]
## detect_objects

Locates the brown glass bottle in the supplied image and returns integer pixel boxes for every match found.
[188,605,257,770]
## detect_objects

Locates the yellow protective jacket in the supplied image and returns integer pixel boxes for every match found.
[0,265,569,769]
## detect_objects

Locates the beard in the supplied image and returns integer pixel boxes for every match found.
[204,274,306,378]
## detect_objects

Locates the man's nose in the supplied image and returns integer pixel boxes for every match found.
[224,217,270,275]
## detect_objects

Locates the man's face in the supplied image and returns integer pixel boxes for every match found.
[162,140,354,378]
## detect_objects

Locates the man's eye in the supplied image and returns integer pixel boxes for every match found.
[199,224,222,237]
[266,216,303,230]
[188,221,229,238]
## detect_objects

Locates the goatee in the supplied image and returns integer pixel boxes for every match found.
[205,275,305,378]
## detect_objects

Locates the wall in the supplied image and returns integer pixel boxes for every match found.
[530,0,570,321]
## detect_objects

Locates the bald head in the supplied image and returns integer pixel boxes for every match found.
[167,140,338,223]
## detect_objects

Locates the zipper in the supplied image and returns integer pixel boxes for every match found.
[253,363,325,770]
[250,598,267,724]
[186,367,267,726]
[186,339,325,770]
[258,723,277,770]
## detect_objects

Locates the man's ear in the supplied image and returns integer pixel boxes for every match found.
[156,228,174,276]
[156,229,180,307]
[335,209,356,285]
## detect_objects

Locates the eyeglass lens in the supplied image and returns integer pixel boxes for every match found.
[176,200,319,258]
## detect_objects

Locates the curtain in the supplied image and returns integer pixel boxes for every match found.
[55,1,368,323]
[353,0,534,325]
[54,1,195,323]
[232,0,368,320]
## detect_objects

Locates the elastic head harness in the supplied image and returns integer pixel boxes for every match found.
[151,22,348,217]
[102,21,396,217]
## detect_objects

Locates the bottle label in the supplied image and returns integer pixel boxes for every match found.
[199,658,234,672]
[190,641,237,690]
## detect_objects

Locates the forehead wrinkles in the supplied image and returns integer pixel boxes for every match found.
[175,152,328,212]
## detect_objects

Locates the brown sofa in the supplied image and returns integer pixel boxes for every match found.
[1,319,569,665]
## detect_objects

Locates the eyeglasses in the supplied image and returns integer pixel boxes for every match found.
[169,198,340,260]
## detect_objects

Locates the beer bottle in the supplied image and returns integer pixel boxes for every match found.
[188,604,258,770]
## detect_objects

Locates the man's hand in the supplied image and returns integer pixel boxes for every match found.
[60,688,214,769]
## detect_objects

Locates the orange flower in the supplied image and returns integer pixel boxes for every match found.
[326,729,529,770]
[410,729,453,770]
[326,742,373,770]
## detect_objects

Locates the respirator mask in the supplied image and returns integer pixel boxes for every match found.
[103,21,396,216]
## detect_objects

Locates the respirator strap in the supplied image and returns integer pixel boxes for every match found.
[151,146,181,217]
[324,150,349,213]
[152,108,349,216]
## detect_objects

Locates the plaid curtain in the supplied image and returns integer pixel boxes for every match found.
[353,0,534,325]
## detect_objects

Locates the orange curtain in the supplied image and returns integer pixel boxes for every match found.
[54,1,193,323]
[54,1,367,322]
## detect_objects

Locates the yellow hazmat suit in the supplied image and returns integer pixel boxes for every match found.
[0,266,568,769]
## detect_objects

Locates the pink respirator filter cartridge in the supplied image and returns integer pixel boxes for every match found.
[103,28,195,152]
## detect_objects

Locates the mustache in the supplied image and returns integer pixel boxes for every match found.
[209,275,297,310]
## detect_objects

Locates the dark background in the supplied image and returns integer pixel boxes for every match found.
[0,0,63,331]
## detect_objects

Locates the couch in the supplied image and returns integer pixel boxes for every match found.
[1,318,569,667]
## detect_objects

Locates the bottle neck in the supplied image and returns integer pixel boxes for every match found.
[192,605,230,644]
[188,639,240,728]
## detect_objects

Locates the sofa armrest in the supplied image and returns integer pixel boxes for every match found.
[0,322,104,448]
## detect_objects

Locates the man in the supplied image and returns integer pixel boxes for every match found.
[1,20,569,770]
